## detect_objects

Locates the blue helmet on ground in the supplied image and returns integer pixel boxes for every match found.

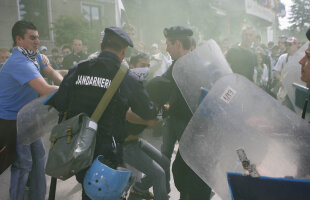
[83,155,132,200]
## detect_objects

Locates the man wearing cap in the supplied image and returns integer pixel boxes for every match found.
[273,37,299,75]
[272,37,299,107]
[40,45,47,55]
[49,26,157,200]
[147,26,212,199]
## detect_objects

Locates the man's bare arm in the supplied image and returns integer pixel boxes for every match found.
[28,77,58,96]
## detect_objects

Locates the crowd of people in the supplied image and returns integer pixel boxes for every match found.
[224,26,307,110]
[0,18,310,200]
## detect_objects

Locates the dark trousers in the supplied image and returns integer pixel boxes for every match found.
[0,118,17,174]
[172,151,212,200]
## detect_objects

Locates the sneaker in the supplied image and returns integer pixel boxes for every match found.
[129,188,154,200]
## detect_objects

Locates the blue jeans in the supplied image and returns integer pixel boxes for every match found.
[123,139,169,200]
[10,139,46,200]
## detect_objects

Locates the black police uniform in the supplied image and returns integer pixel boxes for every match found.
[147,26,212,200]
[50,27,157,200]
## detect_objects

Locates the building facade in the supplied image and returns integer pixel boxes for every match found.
[0,0,116,51]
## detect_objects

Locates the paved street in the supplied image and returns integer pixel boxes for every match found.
[0,128,223,200]
[0,129,182,200]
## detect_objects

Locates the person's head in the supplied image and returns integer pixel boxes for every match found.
[299,29,310,83]
[51,48,59,57]
[101,26,133,61]
[61,45,72,56]
[129,53,150,69]
[123,24,135,41]
[286,37,298,56]
[39,46,47,55]
[163,26,193,60]
[241,26,256,49]
[271,45,279,57]
[267,41,274,49]
[12,20,39,52]
[0,48,10,63]
[278,35,287,53]
[55,55,63,64]
[72,39,83,53]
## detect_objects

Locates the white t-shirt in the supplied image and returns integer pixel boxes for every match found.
[273,53,290,72]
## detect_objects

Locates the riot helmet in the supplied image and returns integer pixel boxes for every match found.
[83,155,132,200]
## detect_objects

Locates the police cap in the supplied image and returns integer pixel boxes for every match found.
[163,26,193,39]
[307,28,310,41]
[104,26,133,47]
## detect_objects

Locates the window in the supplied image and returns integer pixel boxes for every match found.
[82,3,102,27]
[18,0,49,40]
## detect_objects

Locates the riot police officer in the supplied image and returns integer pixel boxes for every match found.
[147,26,212,199]
[50,26,157,200]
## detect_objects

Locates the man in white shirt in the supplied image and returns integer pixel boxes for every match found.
[272,37,299,101]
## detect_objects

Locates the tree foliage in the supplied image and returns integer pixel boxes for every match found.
[52,15,102,53]
[288,0,310,33]
[19,0,49,39]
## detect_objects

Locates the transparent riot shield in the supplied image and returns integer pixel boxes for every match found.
[281,42,309,118]
[17,93,58,145]
[179,74,310,200]
[172,39,232,113]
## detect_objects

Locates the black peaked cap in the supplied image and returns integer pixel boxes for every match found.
[105,26,134,47]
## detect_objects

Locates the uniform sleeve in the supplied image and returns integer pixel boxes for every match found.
[123,74,157,120]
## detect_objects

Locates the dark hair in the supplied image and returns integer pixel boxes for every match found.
[168,36,192,50]
[129,52,149,66]
[101,32,128,52]
[12,20,37,47]
[61,44,71,51]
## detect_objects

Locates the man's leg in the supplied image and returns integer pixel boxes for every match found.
[161,117,177,193]
[124,141,168,200]
[28,139,46,200]
[173,152,212,200]
[10,143,33,200]
[161,117,176,161]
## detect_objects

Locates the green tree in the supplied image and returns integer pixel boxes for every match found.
[288,0,310,34]
[53,15,102,53]
[19,0,49,39]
